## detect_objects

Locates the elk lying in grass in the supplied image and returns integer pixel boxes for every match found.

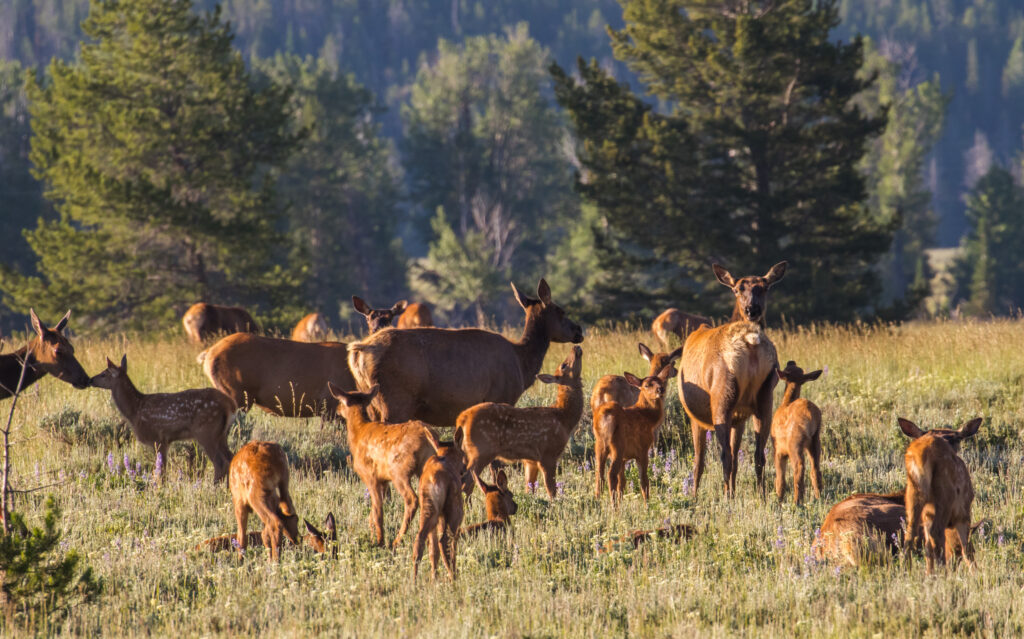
[457,345,584,499]
[898,416,982,574]
[199,333,354,419]
[461,470,518,536]
[815,491,908,567]
[91,355,234,482]
[352,297,407,334]
[181,303,258,343]
[679,262,786,497]
[196,513,336,555]
[589,343,681,417]
[1,309,91,399]
[329,383,441,548]
[291,313,328,342]
[652,309,710,347]
[413,434,466,580]
[228,441,304,561]
[596,524,697,554]
[397,302,433,328]
[348,279,582,424]
[771,361,824,504]
[593,365,675,505]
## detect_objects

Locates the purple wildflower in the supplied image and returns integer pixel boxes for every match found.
[583,459,592,472]
[528,481,538,493]
[555,481,565,495]
[123,453,131,474]
[107,452,117,474]
[682,473,694,495]
[706,431,713,443]
[998,533,1005,546]
[34,462,40,480]
[774,526,786,550]
[79,470,87,480]
[154,452,164,479]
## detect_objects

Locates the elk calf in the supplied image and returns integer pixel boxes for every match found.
[291,313,328,342]
[352,296,407,334]
[457,345,584,499]
[90,355,234,482]
[898,416,982,574]
[652,308,709,347]
[413,435,466,580]
[816,491,908,567]
[328,383,440,548]
[196,513,336,555]
[461,470,518,536]
[771,361,824,504]
[228,441,301,561]
[589,343,681,417]
[593,365,674,504]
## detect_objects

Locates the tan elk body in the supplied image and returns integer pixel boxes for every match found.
[771,361,824,504]
[181,303,258,342]
[816,491,908,567]
[397,302,433,329]
[291,313,328,342]
[651,308,710,347]
[228,441,301,561]
[412,435,466,580]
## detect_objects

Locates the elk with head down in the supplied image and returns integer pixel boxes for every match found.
[181,303,258,343]
[347,279,583,425]
[1,309,91,399]
[679,262,787,497]
[651,309,710,347]
[291,313,328,342]
[397,302,433,329]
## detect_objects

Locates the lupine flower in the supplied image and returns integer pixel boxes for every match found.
[79,470,87,480]
[555,481,565,495]
[706,431,713,443]
[774,526,786,549]
[231,537,241,550]
[123,453,131,474]
[738,450,745,464]
[998,533,1005,546]
[583,459,592,472]
[594,540,603,553]
[527,481,538,493]
[107,452,117,474]
[682,473,694,495]
[363,488,371,502]
[154,452,164,479]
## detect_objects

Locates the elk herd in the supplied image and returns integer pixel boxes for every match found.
[0,262,988,580]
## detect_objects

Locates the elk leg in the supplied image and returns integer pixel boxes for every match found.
[439,524,457,581]
[277,477,299,545]
[791,446,805,506]
[638,453,650,503]
[728,423,745,496]
[524,461,540,491]
[428,529,440,579]
[412,502,436,579]
[541,461,557,499]
[608,456,625,506]
[904,491,923,553]
[234,499,251,555]
[368,481,385,547]
[774,449,787,502]
[751,374,776,497]
[710,378,737,497]
[808,432,824,500]
[953,522,974,571]
[391,476,419,549]
[252,495,283,561]
[690,421,707,496]
[156,442,170,484]
[594,440,608,497]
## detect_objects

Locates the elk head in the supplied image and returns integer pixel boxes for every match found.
[624,362,676,403]
[712,262,787,325]
[304,512,337,555]
[897,417,983,451]
[536,345,584,388]
[90,354,129,390]
[639,343,682,378]
[327,382,378,420]
[27,309,91,389]
[776,360,823,385]
[511,279,583,344]
[352,296,407,334]
[474,469,518,519]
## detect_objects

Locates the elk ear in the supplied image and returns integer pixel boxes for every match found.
[897,418,926,439]
[764,261,788,286]
[105,357,116,369]
[638,343,653,362]
[365,384,380,401]
[536,373,557,384]
[511,282,536,309]
[304,519,322,537]
[119,354,127,371]
[536,278,552,305]
[390,300,407,315]
[496,469,508,491]
[453,426,464,449]
[351,296,370,316]
[624,372,643,387]
[775,367,788,381]
[657,363,676,381]
[54,309,71,333]
[472,470,489,494]
[325,512,336,538]
[804,369,823,382]
[326,381,347,400]
[668,346,683,362]
[712,264,735,288]
[29,308,45,336]
[956,417,983,440]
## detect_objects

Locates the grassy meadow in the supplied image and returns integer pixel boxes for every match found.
[3,320,1024,637]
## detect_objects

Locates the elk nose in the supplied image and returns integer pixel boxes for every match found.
[746,304,762,319]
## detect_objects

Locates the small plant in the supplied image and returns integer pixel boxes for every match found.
[40,409,131,450]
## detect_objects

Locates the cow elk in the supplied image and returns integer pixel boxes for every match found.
[352,296,406,334]
[199,334,354,418]
[328,383,441,548]
[397,302,433,329]
[228,441,301,561]
[1,309,91,399]
[680,263,786,497]
[291,313,328,342]
[590,343,681,418]
[90,355,234,482]
[593,364,675,505]
[181,303,258,343]
[461,470,518,536]
[652,309,710,347]
[457,345,584,499]
[412,434,466,580]
[898,416,982,574]
[348,278,582,425]
[771,361,824,505]
[816,491,908,567]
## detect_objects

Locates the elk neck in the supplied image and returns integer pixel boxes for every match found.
[342,405,374,445]
[513,311,551,392]
[2,343,48,394]
[730,300,767,328]
[554,381,584,430]
[780,382,800,408]
[108,373,145,423]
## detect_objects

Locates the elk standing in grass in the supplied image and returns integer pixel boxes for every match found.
[397,302,433,329]
[348,279,582,424]
[228,441,302,561]
[461,470,517,536]
[771,361,824,504]
[181,303,258,343]
[328,383,441,548]
[352,297,407,334]
[291,313,328,342]
[91,355,234,482]
[652,309,710,347]
[457,345,584,499]
[679,262,786,497]
[590,343,681,417]
[898,416,982,573]
[593,364,675,504]
[816,491,908,567]
[412,434,466,580]
[1,309,91,399]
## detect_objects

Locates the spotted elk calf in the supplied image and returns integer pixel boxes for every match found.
[461,469,518,536]
[413,434,467,580]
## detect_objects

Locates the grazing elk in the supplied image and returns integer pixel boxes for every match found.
[348,279,582,425]
[457,345,584,499]
[181,303,258,343]
[328,383,441,548]
[228,441,301,561]
[199,334,354,418]
[461,470,518,536]
[771,361,824,505]
[898,416,982,574]
[679,263,786,497]
[590,343,681,418]
[91,355,234,482]
[196,513,336,555]
[593,365,675,504]
[1,309,91,399]
[352,296,406,334]
[412,434,466,580]
[397,302,433,329]
[816,491,908,567]
[652,309,710,347]
[291,313,328,342]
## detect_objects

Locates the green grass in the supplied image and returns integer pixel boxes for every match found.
[3,320,1024,637]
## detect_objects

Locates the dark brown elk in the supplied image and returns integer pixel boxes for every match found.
[352,296,406,334]
[651,309,710,347]
[898,416,982,574]
[228,441,300,561]
[412,434,466,580]
[397,302,433,329]
[181,303,258,343]
[816,491,908,567]
[199,333,354,418]
[457,345,584,499]
[1,309,91,399]
[461,470,517,536]
[91,355,235,482]
[771,361,824,505]
[328,383,441,548]
[291,313,328,342]
[679,263,786,497]
[348,279,582,425]
[590,343,681,418]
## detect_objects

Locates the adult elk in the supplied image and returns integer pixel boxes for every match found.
[898,416,982,574]
[352,296,406,334]
[348,279,582,424]
[291,313,328,342]
[679,262,786,497]
[651,309,709,347]
[182,303,258,343]
[1,309,91,399]
[397,302,433,329]
[199,334,354,418]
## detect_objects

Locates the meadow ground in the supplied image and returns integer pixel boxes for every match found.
[2,320,1023,637]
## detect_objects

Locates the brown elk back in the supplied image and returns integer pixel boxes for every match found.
[590,343,681,417]
[182,303,259,343]
[1,309,91,399]
[200,333,354,418]
[397,302,433,329]
[816,491,907,567]
[651,308,710,346]
[229,441,300,561]
[348,279,582,424]
[291,313,328,342]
